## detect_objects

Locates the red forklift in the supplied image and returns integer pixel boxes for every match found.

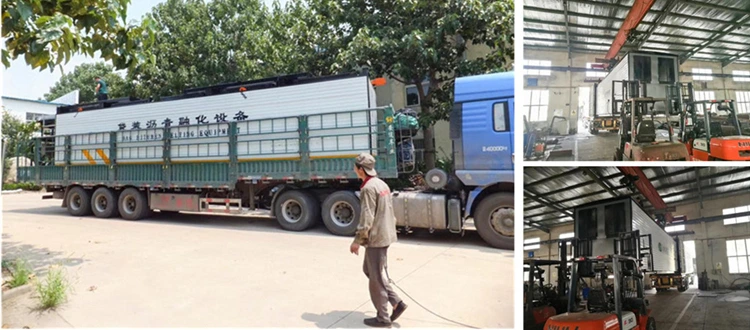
[545,232,656,330]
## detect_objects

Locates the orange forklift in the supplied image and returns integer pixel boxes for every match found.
[673,83,750,161]
[545,232,656,330]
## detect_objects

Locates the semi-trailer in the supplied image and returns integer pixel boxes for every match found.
[16,71,515,249]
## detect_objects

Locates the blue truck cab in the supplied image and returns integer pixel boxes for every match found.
[449,71,514,248]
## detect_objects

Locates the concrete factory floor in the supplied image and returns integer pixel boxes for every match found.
[647,288,750,330]
[545,131,619,161]
[2,192,512,328]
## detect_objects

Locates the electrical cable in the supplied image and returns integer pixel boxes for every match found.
[384,266,480,329]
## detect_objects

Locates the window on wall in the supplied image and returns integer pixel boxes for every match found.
[727,238,750,274]
[633,55,652,82]
[724,205,750,225]
[524,237,541,251]
[658,57,676,83]
[692,68,713,81]
[405,82,430,107]
[694,91,716,112]
[559,232,574,245]
[524,60,552,76]
[586,63,607,78]
[665,224,686,233]
[733,70,750,82]
[525,89,550,122]
[736,91,750,114]
[25,112,46,122]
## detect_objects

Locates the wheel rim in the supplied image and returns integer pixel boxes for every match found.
[329,201,355,227]
[95,194,108,213]
[490,206,514,237]
[281,200,303,223]
[122,195,137,215]
[70,193,82,211]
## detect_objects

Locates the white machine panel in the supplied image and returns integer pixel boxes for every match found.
[54,76,379,164]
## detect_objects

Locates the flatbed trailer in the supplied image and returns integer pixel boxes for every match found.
[16,71,515,249]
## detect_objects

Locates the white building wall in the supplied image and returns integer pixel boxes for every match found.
[1,97,60,122]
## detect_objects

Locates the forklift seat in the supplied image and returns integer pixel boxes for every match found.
[587,288,608,312]
[635,120,656,143]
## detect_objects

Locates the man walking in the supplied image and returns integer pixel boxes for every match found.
[350,153,408,327]
[94,76,109,101]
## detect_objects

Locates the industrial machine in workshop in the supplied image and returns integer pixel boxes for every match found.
[15,71,515,249]
[573,196,687,293]
[672,82,750,161]
[614,80,689,161]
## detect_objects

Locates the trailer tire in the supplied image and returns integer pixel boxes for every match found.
[321,191,361,236]
[274,190,320,231]
[475,192,514,250]
[67,186,92,217]
[118,188,149,221]
[91,187,118,218]
[678,284,688,292]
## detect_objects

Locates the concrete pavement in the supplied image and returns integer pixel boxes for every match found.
[2,192,513,328]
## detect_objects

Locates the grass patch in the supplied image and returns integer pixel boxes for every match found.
[35,265,69,309]
[2,182,43,191]
[5,259,33,288]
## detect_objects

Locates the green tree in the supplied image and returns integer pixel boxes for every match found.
[2,0,156,71]
[126,0,276,99]
[2,111,38,182]
[126,0,347,99]
[333,0,514,168]
[45,62,127,102]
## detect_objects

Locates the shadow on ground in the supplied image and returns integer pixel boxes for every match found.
[301,310,403,329]
[4,204,511,254]
[2,233,88,276]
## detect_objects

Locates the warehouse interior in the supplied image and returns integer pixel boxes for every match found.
[523,0,750,161]
[523,166,750,329]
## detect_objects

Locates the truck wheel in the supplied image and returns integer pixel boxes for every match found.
[475,192,513,250]
[274,190,320,231]
[118,188,149,221]
[91,187,118,218]
[67,186,92,217]
[321,191,360,236]
[647,316,656,330]
[678,284,688,292]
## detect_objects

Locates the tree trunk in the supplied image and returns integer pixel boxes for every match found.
[423,124,436,170]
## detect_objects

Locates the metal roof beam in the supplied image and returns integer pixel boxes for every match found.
[679,3,750,63]
[524,7,750,35]
[524,167,582,188]
[681,0,750,16]
[636,0,679,50]
[524,191,574,217]
[723,49,750,66]
[583,168,619,197]
[525,29,749,52]
[563,0,572,57]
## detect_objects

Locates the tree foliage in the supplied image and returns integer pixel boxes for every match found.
[126,0,355,99]
[2,0,156,71]
[2,111,38,182]
[45,62,127,102]
[332,0,514,167]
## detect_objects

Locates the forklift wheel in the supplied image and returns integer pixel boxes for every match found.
[647,316,656,330]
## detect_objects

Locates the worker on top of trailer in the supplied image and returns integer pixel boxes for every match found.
[94,76,109,101]
[350,153,408,327]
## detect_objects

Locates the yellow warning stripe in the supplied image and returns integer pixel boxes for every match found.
[309,154,361,160]
[95,149,111,165]
[81,150,96,165]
